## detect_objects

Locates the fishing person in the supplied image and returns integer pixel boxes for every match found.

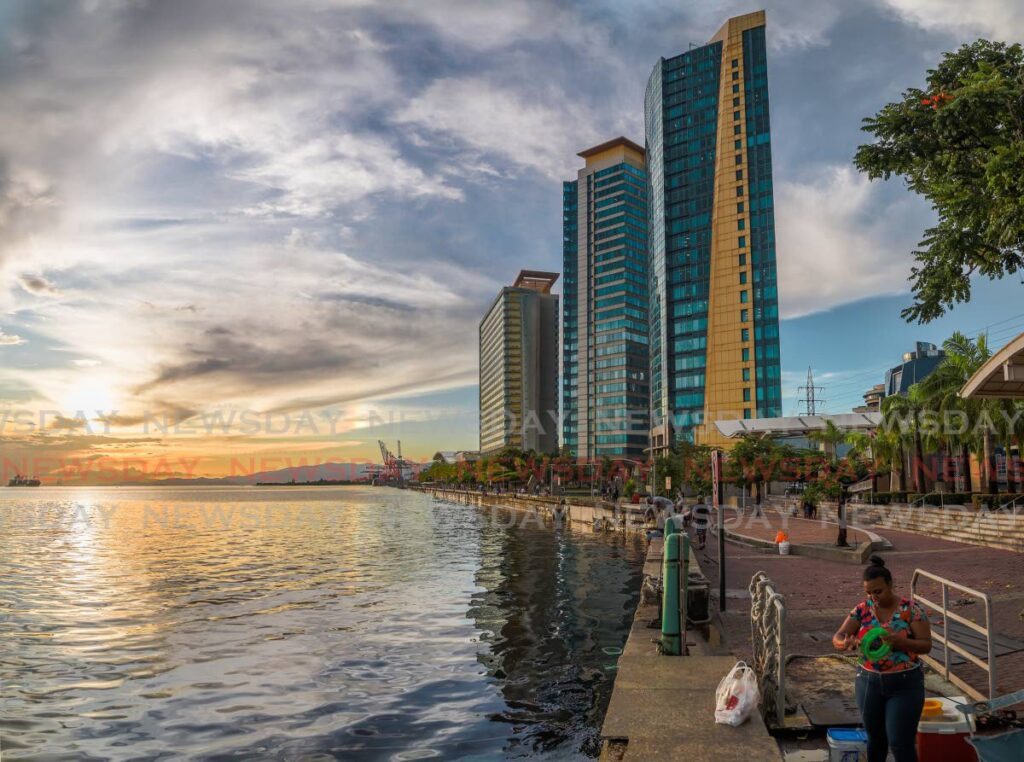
[832,555,932,762]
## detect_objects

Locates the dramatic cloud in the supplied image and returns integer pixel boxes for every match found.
[1,0,1020,467]
[16,273,60,296]
[775,165,927,319]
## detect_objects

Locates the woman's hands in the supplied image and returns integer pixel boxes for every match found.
[881,630,909,651]
[832,632,857,651]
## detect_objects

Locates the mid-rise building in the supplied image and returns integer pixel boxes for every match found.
[885,342,945,397]
[644,11,782,450]
[479,271,560,455]
[562,138,650,459]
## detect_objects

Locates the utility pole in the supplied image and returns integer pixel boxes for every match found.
[797,366,826,416]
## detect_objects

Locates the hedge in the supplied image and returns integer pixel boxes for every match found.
[970,493,1024,510]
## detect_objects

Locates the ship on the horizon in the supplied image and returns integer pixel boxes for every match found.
[7,473,41,487]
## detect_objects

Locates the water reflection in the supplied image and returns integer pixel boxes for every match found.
[0,487,644,760]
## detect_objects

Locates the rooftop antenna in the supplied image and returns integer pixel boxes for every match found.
[798,366,826,416]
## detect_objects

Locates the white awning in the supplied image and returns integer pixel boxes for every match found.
[960,331,1024,400]
[714,412,882,439]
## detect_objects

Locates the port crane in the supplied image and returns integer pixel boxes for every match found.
[375,440,414,486]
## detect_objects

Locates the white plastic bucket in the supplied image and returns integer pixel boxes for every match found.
[778,541,791,556]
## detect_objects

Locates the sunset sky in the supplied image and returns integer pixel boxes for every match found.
[2,0,1024,481]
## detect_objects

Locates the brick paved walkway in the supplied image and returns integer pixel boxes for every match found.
[695,509,1024,706]
[721,508,873,547]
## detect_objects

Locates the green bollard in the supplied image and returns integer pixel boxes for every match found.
[661,531,681,655]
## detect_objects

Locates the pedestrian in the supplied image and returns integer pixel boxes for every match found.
[690,494,710,549]
[832,556,932,762]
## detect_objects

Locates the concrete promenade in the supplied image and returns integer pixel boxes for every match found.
[699,507,1024,705]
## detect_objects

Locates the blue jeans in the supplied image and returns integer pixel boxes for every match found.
[855,665,925,762]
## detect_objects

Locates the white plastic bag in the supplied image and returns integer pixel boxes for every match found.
[714,661,760,726]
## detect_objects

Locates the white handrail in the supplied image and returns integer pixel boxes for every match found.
[910,568,995,700]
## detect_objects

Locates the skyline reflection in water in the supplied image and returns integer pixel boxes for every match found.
[0,486,644,760]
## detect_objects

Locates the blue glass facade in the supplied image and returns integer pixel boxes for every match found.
[743,26,782,418]
[562,181,579,452]
[562,143,649,459]
[646,42,723,443]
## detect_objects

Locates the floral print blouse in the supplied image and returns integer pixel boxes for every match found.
[848,596,927,672]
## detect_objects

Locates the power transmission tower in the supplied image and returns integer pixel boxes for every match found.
[797,366,826,416]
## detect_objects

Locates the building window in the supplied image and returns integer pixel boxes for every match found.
[736,185,743,196]
[733,97,740,107]
[738,236,746,247]
[734,125,741,135]
[742,347,750,361]
[744,408,752,419]
[739,271,747,285]
[741,328,750,341]
[743,387,751,402]
[735,169,743,180]
[736,154,743,164]
[732,71,739,81]
[737,202,744,213]
[733,110,740,121]
[740,290,748,303]
[742,367,750,382]
[734,139,741,150]
[737,219,745,231]
[739,253,746,266]
[732,58,739,68]
[732,84,739,94]
[740,309,748,322]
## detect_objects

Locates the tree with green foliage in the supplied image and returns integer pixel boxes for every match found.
[854,40,1024,323]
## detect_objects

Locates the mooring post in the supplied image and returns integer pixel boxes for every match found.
[661,531,682,655]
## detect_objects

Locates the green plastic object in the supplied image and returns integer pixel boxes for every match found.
[860,626,892,660]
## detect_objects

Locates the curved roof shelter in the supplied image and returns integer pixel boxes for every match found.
[960,331,1024,400]
[714,412,882,439]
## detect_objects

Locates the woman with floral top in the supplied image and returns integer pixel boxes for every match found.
[832,555,932,762]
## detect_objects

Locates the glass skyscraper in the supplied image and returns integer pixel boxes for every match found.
[644,10,782,450]
[562,138,650,459]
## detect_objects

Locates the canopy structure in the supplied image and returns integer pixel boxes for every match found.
[959,331,1024,400]
[714,412,882,439]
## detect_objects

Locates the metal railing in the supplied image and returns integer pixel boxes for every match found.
[998,494,1024,513]
[910,568,996,700]
[749,571,786,727]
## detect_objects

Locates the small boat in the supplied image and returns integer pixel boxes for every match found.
[7,474,41,487]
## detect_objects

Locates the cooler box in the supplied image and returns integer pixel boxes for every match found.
[826,728,867,761]
[917,696,977,762]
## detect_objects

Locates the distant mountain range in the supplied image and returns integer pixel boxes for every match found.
[118,462,378,486]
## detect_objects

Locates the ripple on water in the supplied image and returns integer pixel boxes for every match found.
[0,487,644,759]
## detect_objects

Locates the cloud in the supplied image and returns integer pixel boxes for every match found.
[395,77,597,180]
[0,329,26,346]
[0,162,59,267]
[775,165,927,318]
[17,273,61,296]
[877,0,1024,38]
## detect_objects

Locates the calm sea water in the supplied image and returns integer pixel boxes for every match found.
[0,486,645,760]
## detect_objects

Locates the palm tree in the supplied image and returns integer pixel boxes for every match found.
[809,419,847,461]
[914,331,1017,495]
[882,385,929,494]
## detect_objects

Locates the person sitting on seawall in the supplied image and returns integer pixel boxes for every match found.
[831,555,932,762]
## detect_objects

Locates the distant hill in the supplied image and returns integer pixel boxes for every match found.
[117,462,379,486]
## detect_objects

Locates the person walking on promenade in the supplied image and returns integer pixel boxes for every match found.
[690,495,711,550]
[832,556,932,762]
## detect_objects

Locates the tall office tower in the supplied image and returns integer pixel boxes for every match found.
[645,10,782,450]
[479,270,560,456]
[562,138,649,460]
